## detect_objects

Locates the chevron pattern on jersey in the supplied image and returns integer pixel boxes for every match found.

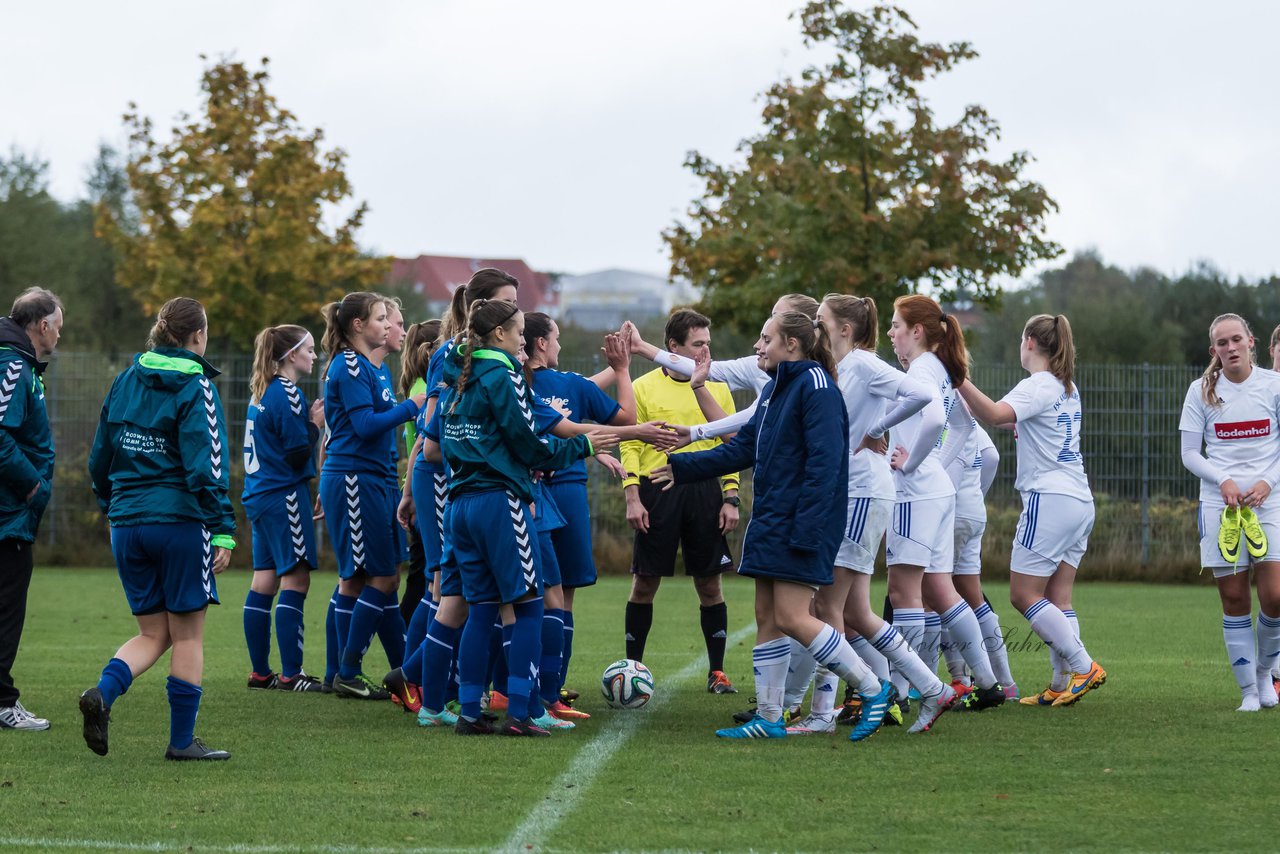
[345,474,366,569]
[280,378,304,416]
[507,492,535,589]
[0,360,22,421]
[286,490,307,560]
[199,377,224,480]
[508,371,538,435]
[343,350,360,378]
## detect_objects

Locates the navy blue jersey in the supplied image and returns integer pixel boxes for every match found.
[373,359,401,486]
[530,367,620,484]
[322,349,418,478]
[242,377,318,511]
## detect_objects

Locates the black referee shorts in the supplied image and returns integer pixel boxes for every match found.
[631,477,734,578]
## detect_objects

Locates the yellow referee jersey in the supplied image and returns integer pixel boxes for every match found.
[620,368,739,492]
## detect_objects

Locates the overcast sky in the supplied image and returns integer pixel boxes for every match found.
[4,1,1277,282]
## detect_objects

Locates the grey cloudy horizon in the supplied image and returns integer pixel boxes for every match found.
[5,0,1277,284]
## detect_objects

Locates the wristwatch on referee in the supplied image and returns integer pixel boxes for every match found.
[722,495,741,508]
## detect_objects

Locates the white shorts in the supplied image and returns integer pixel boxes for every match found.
[886,497,955,574]
[1199,500,1280,577]
[1010,492,1094,578]
[953,514,986,576]
[836,497,892,574]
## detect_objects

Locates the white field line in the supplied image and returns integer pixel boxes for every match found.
[500,622,757,853]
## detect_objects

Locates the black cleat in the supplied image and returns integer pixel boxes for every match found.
[246,672,278,690]
[454,716,495,736]
[274,672,324,693]
[497,716,551,737]
[954,682,1008,712]
[79,688,110,756]
[165,737,231,761]
[333,675,390,700]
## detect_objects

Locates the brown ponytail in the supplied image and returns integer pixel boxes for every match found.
[1023,314,1077,396]
[320,292,383,358]
[822,293,879,352]
[399,319,442,397]
[250,324,310,403]
[438,268,520,345]
[893,294,969,385]
[449,299,522,414]
[777,293,819,319]
[773,310,837,380]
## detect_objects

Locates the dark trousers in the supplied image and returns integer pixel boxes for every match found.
[0,538,35,706]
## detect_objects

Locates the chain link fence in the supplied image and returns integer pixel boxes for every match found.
[35,352,1206,579]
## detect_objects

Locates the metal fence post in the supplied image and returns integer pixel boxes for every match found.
[1140,363,1151,565]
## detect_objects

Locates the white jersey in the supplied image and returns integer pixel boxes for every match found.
[892,352,959,501]
[954,422,994,521]
[1179,368,1280,502]
[838,349,903,500]
[709,355,770,395]
[1001,371,1092,502]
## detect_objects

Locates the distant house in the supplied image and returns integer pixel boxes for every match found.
[388,254,557,317]
[557,269,696,331]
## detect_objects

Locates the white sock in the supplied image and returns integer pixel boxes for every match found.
[811,666,839,717]
[783,637,817,709]
[870,622,945,699]
[1222,614,1256,695]
[1024,599,1092,674]
[751,638,792,723]
[891,608,926,698]
[975,601,1015,685]
[1063,608,1082,642]
[807,624,879,696]
[941,600,997,689]
[922,611,942,676]
[1048,647,1070,692]
[939,627,969,684]
[849,633,890,682]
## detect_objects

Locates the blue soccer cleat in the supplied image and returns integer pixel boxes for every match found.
[850,680,898,743]
[716,715,787,739]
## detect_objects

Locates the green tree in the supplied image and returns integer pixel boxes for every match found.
[664,1,1061,331]
[97,57,387,350]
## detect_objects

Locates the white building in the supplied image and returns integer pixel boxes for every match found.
[557,269,698,330]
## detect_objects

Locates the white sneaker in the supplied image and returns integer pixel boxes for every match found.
[1258,669,1279,709]
[908,684,956,734]
[0,701,50,731]
[785,713,836,735]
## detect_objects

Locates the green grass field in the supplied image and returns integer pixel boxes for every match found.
[1,568,1277,853]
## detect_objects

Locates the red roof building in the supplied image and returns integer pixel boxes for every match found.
[388,254,557,315]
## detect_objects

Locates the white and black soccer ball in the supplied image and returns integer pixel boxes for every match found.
[600,658,654,709]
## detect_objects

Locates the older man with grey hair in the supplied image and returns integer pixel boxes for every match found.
[0,287,63,731]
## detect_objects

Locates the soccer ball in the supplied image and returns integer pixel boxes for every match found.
[600,659,654,709]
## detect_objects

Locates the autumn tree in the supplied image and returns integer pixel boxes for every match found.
[664,1,1062,330]
[97,57,386,350]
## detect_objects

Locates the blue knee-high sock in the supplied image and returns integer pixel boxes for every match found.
[333,591,357,676]
[490,620,508,695]
[459,603,500,720]
[421,620,461,713]
[561,610,575,689]
[446,632,460,704]
[243,590,274,675]
[405,593,433,655]
[539,608,566,704]
[341,587,391,679]
[402,642,424,684]
[324,587,340,681]
[97,657,133,707]
[377,596,406,669]
[508,598,545,721]
[275,590,306,678]
[166,675,203,750]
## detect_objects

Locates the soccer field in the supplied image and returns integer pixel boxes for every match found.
[1,568,1276,853]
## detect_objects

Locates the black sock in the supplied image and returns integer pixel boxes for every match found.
[624,601,653,662]
[882,594,895,625]
[700,601,728,673]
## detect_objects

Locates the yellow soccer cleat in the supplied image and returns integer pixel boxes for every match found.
[1219,507,1242,564]
[1019,685,1064,706]
[1239,506,1268,559]
[1052,661,1107,707]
